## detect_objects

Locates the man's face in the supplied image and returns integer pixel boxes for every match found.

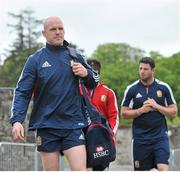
[139,63,154,82]
[42,18,65,46]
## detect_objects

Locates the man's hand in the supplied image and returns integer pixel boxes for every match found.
[143,98,158,109]
[143,98,177,118]
[139,104,153,114]
[71,61,88,77]
[12,122,25,142]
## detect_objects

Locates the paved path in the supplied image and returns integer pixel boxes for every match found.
[64,164,132,171]
[109,164,132,171]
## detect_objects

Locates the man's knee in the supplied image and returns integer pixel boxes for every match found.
[64,145,86,170]
[40,152,60,171]
[157,163,168,171]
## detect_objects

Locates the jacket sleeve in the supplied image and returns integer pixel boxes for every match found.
[107,89,119,135]
[77,53,99,89]
[10,56,37,125]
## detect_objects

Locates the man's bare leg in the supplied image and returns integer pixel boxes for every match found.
[40,151,60,171]
[63,145,86,171]
[157,163,168,171]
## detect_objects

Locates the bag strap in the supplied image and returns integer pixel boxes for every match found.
[67,47,78,59]
[80,80,102,123]
[67,47,101,123]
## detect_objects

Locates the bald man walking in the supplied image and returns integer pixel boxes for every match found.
[10,16,99,171]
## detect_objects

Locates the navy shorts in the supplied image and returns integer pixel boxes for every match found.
[36,128,85,152]
[133,138,170,170]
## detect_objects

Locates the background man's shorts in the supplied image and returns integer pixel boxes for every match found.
[36,128,85,152]
[133,138,170,170]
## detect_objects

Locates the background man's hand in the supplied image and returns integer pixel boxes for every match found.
[143,98,158,109]
[139,104,153,114]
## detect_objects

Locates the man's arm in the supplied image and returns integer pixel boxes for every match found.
[143,83,177,118]
[143,98,177,118]
[10,56,36,125]
[120,84,153,119]
[106,90,119,135]
[121,105,153,119]
[10,56,37,141]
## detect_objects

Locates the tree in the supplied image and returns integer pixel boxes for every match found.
[0,9,43,86]
[7,9,43,55]
[92,43,145,64]
[156,52,180,118]
[0,47,40,87]
[90,43,145,99]
[149,51,164,60]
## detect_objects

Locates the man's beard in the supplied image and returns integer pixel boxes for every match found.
[140,75,153,84]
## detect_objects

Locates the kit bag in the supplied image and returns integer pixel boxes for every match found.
[68,47,116,167]
[81,80,116,167]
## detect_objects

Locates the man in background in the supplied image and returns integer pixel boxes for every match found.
[121,57,177,171]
